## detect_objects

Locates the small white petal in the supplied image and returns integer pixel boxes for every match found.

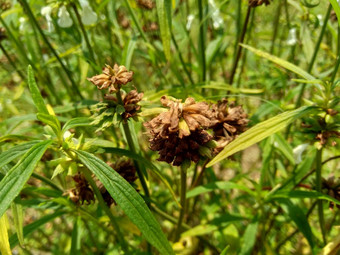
[186,14,195,30]
[58,6,73,28]
[63,131,72,139]
[41,6,52,16]
[81,6,97,25]
[293,143,309,164]
[286,28,297,46]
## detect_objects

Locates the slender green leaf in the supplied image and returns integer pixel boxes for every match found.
[27,65,48,114]
[329,0,340,27]
[0,141,41,170]
[240,44,316,80]
[37,113,61,137]
[70,216,82,255]
[11,203,24,246]
[239,217,259,255]
[9,211,65,247]
[156,0,172,60]
[0,214,11,255]
[276,198,314,250]
[0,140,52,218]
[186,181,256,198]
[62,117,91,132]
[269,190,340,206]
[273,134,295,165]
[207,106,316,167]
[101,146,180,208]
[74,150,174,255]
[122,36,137,69]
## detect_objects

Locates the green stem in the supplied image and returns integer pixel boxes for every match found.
[229,5,252,86]
[71,3,97,66]
[81,167,128,250]
[171,33,194,85]
[19,0,83,100]
[330,25,340,84]
[174,165,187,241]
[295,4,332,107]
[115,91,150,202]
[316,148,326,245]
[270,1,282,54]
[198,0,206,82]
[31,173,62,192]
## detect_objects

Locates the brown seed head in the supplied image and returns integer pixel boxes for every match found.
[137,0,154,10]
[322,177,340,209]
[87,64,133,93]
[70,173,95,205]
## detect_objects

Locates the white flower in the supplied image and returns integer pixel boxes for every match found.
[63,130,72,140]
[41,6,54,32]
[286,28,297,46]
[186,14,195,31]
[293,143,309,164]
[79,0,97,26]
[208,0,223,29]
[58,6,73,28]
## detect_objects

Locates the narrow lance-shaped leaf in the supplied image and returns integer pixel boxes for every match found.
[156,0,172,61]
[0,214,11,255]
[27,65,49,114]
[239,216,259,255]
[207,106,316,167]
[240,44,316,80]
[62,117,91,133]
[0,140,52,218]
[329,0,340,27]
[11,203,24,246]
[74,150,174,255]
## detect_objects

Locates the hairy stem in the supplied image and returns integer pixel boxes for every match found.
[174,165,187,241]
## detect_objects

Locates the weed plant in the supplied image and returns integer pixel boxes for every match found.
[0,0,339,254]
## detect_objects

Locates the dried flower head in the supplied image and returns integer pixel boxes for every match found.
[322,177,340,209]
[95,160,138,207]
[248,0,271,7]
[144,96,216,166]
[0,0,11,11]
[87,64,133,93]
[137,0,154,10]
[210,99,249,153]
[70,173,95,205]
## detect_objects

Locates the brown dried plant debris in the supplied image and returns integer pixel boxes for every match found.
[69,173,95,205]
[248,0,272,7]
[0,27,6,41]
[87,64,133,93]
[0,0,11,11]
[137,0,154,10]
[210,99,249,153]
[322,177,340,209]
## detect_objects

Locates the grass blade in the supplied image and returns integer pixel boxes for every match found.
[239,216,259,255]
[0,214,11,255]
[62,117,91,133]
[207,106,317,167]
[156,0,172,61]
[27,65,48,114]
[0,140,52,218]
[240,44,316,80]
[74,150,174,255]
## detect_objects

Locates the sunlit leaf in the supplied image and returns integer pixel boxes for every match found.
[156,0,172,60]
[207,106,317,167]
[74,150,174,255]
[0,214,11,255]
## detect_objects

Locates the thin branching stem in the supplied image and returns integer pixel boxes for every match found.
[174,165,188,241]
[198,0,206,82]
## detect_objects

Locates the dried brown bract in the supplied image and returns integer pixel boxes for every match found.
[248,0,271,7]
[322,177,340,209]
[70,173,95,205]
[87,64,133,93]
[137,0,154,10]
[210,99,249,153]
[122,89,144,120]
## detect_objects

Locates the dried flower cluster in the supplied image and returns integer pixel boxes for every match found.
[248,0,271,7]
[87,64,133,93]
[69,173,95,205]
[144,96,249,166]
[137,0,154,10]
[0,0,11,11]
[322,177,340,209]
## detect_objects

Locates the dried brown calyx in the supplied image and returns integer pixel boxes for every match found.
[87,64,133,93]
[144,96,215,166]
[322,177,340,209]
[316,130,340,147]
[248,0,271,7]
[137,0,154,10]
[104,89,144,120]
[210,99,249,153]
[96,160,138,207]
[69,173,95,205]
